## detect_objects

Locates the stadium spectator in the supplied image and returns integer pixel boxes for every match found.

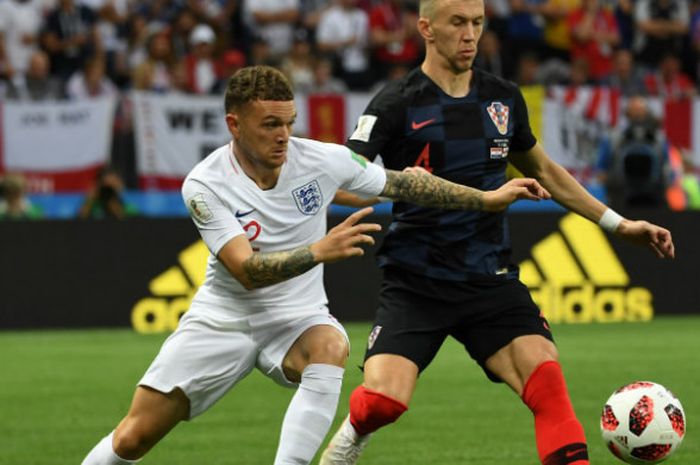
[597,95,671,207]
[507,0,547,59]
[541,0,578,62]
[368,0,423,79]
[280,28,316,93]
[0,173,42,220]
[169,7,199,60]
[131,29,178,92]
[568,0,620,81]
[515,51,544,85]
[124,14,150,71]
[212,48,246,92]
[5,49,65,100]
[66,54,119,99]
[0,0,45,80]
[243,0,300,61]
[248,34,276,66]
[644,52,696,99]
[41,0,100,82]
[78,166,138,219]
[312,57,349,93]
[80,64,547,465]
[321,1,675,464]
[182,23,225,94]
[633,0,690,67]
[602,48,648,96]
[86,0,131,87]
[316,0,373,90]
[484,0,510,40]
[300,0,333,38]
[615,0,636,49]
[473,29,505,78]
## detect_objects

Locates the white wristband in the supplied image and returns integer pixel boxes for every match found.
[598,208,624,233]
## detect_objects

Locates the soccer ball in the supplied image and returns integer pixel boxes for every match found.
[601,381,686,464]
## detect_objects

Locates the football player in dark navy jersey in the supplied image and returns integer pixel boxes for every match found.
[322,0,675,464]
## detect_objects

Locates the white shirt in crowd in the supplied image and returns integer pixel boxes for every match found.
[243,0,299,57]
[0,0,44,75]
[316,4,369,73]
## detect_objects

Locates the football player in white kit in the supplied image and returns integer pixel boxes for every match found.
[81,65,551,465]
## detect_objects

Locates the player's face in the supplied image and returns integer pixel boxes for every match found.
[227,100,296,171]
[424,0,485,73]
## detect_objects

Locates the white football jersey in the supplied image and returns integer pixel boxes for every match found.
[182,136,386,324]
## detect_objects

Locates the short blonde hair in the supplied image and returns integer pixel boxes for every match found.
[224,66,294,113]
[419,0,439,19]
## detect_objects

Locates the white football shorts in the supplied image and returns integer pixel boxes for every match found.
[138,304,348,419]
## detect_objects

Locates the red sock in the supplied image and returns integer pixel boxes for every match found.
[522,361,589,465]
[348,385,408,436]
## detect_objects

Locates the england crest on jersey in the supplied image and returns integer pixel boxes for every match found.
[487,101,509,135]
[292,180,323,215]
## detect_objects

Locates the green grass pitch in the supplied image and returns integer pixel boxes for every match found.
[1,316,698,464]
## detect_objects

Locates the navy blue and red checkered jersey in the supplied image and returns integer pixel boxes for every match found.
[346,67,537,282]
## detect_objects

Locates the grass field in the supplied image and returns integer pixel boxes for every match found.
[1,316,698,465]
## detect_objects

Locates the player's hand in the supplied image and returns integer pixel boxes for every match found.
[310,207,382,263]
[616,219,675,259]
[482,178,551,212]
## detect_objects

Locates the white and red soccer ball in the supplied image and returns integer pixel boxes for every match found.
[601,381,686,464]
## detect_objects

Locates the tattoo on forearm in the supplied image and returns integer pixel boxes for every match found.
[381,170,484,210]
[242,246,317,288]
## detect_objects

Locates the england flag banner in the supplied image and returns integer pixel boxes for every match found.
[0,96,116,192]
[132,92,230,189]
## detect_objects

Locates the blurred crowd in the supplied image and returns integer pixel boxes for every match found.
[2,0,700,219]
[1,0,700,99]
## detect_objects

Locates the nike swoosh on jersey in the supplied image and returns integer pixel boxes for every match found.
[411,118,436,130]
[235,209,255,218]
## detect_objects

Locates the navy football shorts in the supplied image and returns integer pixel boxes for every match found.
[363,266,554,383]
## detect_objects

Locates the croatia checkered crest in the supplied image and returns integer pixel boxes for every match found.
[601,382,685,464]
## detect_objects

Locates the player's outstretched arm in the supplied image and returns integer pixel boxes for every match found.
[217,207,381,289]
[509,143,675,259]
[380,169,550,212]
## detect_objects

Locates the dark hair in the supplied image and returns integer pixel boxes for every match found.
[224,65,294,113]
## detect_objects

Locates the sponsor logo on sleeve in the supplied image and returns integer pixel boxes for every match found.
[349,115,378,142]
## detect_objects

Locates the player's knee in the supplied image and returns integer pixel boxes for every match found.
[308,333,349,367]
[112,423,154,460]
[349,385,408,435]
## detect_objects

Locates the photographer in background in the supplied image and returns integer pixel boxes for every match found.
[78,166,138,219]
[597,95,670,208]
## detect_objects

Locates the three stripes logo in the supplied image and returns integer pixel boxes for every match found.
[131,241,208,333]
[519,214,653,323]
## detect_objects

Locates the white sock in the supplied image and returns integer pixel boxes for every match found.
[82,432,140,465]
[273,363,345,465]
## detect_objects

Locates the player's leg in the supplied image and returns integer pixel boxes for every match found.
[266,318,348,465]
[82,308,258,464]
[82,386,189,464]
[465,280,588,465]
[320,353,417,465]
[487,335,589,465]
[321,267,448,465]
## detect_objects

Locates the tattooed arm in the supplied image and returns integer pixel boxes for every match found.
[218,208,381,290]
[381,169,551,212]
